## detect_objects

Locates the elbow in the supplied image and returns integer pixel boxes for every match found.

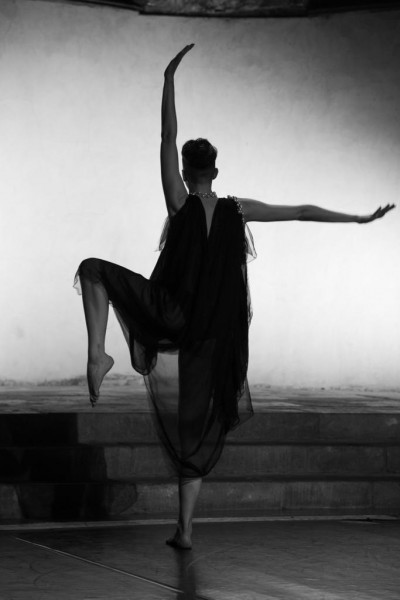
[298,205,312,221]
[161,132,176,143]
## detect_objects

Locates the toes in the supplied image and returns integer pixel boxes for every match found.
[87,355,114,398]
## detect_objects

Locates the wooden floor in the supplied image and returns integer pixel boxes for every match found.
[2,518,400,599]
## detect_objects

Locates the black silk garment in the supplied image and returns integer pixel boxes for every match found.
[74,194,256,477]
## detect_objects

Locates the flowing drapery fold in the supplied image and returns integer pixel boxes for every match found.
[74,195,255,477]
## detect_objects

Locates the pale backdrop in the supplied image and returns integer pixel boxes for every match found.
[1,0,399,386]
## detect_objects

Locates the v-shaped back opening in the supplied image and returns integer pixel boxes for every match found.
[194,194,220,239]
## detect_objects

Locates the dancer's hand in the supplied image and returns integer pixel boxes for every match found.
[164,44,195,79]
[357,204,396,223]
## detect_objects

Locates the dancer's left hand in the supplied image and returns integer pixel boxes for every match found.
[357,204,396,223]
[164,44,195,79]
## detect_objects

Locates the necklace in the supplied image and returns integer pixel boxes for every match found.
[193,191,217,199]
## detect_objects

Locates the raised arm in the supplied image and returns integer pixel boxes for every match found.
[240,198,395,224]
[160,44,194,217]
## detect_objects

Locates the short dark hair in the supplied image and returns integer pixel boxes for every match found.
[182,138,218,171]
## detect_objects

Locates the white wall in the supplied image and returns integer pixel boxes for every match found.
[1,0,399,386]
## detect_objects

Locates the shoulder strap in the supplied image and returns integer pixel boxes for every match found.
[227,195,245,225]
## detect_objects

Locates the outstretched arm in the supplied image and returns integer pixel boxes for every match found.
[240,198,395,224]
[161,44,194,217]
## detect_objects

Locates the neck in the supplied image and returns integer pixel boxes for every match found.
[188,183,212,194]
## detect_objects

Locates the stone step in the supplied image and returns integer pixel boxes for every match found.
[1,444,400,482]
[1,412,400,445]
[1,479,399,522]
[1,411,399,523]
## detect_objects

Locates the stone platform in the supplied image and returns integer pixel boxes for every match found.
[1,384,400,413]
[0,385,399,524]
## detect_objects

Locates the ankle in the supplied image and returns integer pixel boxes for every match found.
[178,520,192,536]
[88,347,106,362]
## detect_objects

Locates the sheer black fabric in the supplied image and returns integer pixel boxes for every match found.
[74,194,256,478]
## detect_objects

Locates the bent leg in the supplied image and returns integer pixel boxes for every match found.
[79,258,114,405]
[81,269,108,360]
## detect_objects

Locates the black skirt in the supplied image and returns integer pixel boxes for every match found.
[74,195,256,478]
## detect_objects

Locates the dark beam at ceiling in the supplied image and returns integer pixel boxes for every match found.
[39,0,400,17]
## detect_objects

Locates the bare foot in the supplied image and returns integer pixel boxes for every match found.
[166,524,192,550]
[87,354,114,406]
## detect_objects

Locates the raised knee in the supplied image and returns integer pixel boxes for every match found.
[78,257,102,281]
[80,257,99,268]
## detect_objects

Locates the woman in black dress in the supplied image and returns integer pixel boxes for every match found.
[74,44,394,549]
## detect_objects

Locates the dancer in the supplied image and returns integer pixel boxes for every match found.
[74,44,394,550]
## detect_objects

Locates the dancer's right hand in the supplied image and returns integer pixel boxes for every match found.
[164,44,195,79]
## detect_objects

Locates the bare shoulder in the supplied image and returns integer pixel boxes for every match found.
[237,198,264,223]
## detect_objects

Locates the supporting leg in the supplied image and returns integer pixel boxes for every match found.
[80,273,114,406]
[179,476,202,540]
[166,477,202,550]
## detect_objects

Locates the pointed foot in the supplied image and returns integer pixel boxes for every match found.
[87,354,114,406]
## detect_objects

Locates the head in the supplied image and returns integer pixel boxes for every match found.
[181,138,218,188]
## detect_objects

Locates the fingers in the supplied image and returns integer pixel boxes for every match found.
[174,43,195,64]
[378,204,395,217]
[164,44,195,78]
[384,203,396,213]
[371,204,396,221]
[180,43,195,56]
